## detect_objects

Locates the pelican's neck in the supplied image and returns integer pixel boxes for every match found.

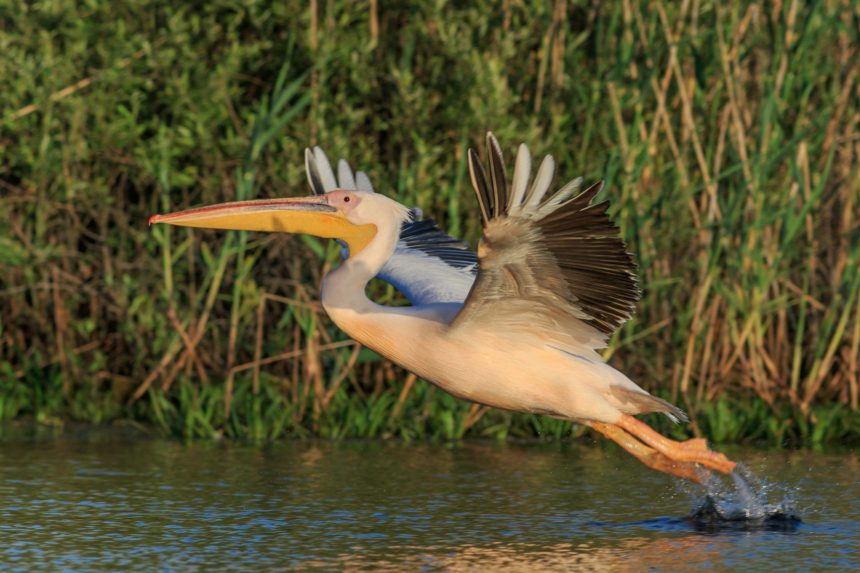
[321,219,399,314]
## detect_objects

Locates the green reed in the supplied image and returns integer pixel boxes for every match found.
[1,1,858,445]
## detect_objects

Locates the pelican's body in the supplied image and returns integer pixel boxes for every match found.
[323,243,636,424]
[151,133,737,484]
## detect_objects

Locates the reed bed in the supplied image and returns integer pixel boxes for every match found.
[1,1,858,444]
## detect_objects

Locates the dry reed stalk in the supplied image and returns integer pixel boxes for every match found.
[8,49,146,121]
[294,352,313,425]
[322,343,362,408]
[719,304,757,379]
[229,340,355,375]
[622,0,639,80]
[802,284,859,412]
[12,78,91,121]
[421,386,436,421]
[657,1,721,240]
[550,0,567,87]
[716,10,753,189]
[131,231,231,402]
[130,338,182,403]
[12,340,99,379]
[765,0,798,156]
[533,8,557,113]
[695,299,719,403]
[247,292,318,395]
[166,308,208,384]
[346,362,368,400]
[369,0,379,45]
[371,364,385,397]
[161,349,193,393]
[821,58,858,166]
[606,83,629,169]
[783,281,826,312]
[309,0,319,144]
[288,324,301,398]
[680,271,714,393]
[253,295,266,395]
[462,403,488,433]
[713,105,730,178]
[849,294,859,409]
[224,307,240,415]
[51,266,71,396]
[308,329,324,419]
[154,292,218,393]
[389,373,417,421]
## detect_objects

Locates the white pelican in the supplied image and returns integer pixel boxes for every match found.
[151,133,736,484]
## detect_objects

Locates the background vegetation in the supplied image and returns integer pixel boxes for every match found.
[1,1,858,445]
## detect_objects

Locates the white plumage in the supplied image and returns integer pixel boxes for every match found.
[152,132,739,485]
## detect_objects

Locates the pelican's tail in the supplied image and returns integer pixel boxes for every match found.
[610,385,689,423]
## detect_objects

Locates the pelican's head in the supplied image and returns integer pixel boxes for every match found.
[149,189,409,256]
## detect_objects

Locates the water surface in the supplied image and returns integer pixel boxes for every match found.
[0,432,857,570]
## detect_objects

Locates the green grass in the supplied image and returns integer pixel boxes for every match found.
[1,1,858,445]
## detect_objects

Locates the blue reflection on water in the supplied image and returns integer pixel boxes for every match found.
[0,437,856,571]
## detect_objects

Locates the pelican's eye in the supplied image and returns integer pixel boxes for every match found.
[327,190,360,209]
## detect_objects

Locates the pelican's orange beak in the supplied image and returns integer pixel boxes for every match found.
[149,195,376,254]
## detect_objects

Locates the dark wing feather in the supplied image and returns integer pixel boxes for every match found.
[537,182,640,333]
[399,216,478,270]
[454,132,640,346]
[467,148,493,224]
[486,132,508,218]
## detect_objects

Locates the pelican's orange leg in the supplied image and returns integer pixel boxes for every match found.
[682,437,710,451]
[616,414,737,474]
[590,422,709,484]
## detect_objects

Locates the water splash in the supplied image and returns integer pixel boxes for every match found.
[687,463,801,531]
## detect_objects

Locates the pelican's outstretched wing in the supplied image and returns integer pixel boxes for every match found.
[305,147,477,305]
[452,133,640,350]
